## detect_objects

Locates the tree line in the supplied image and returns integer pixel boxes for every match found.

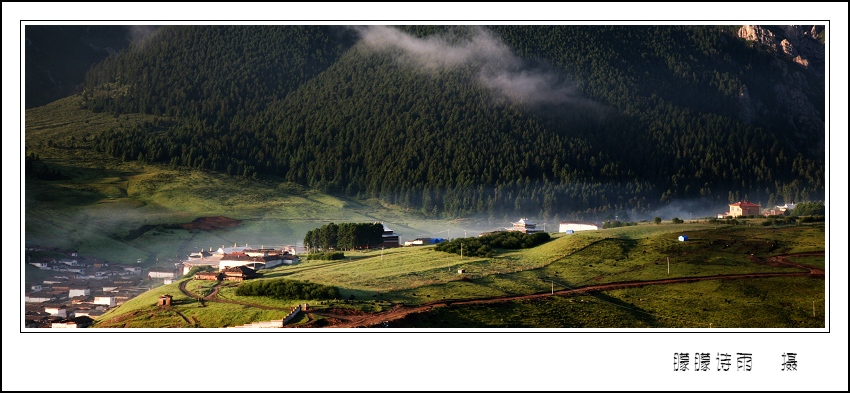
[235,279,340,300]
[435,231,551,258]
[303,222,385,252]
[25,153,67,180]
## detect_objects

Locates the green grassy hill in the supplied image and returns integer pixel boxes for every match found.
[91,222,824,328]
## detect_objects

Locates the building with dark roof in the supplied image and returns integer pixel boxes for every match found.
[222,266,260,281]
[507,218,542,234]
[379,224,400,248]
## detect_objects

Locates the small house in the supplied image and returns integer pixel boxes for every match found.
[68,287,91,298]
[44,305,68,318]
[25,293,53,303]
[29,260,51,269]
[123,266,142,274]
[678,235,689,242]
[148,267,176,279]
[94,296,116,307]
[158,294,173,307]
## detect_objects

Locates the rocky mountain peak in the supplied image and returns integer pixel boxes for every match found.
[737,25,824,77]
[736,25,824,157]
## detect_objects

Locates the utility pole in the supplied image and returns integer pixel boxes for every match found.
[551,280,554,295]
[813,300,816,317]
[667,257,670,275]
[460,243,463,260]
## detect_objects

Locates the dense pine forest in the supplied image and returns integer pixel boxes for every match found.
[69,25,824,220]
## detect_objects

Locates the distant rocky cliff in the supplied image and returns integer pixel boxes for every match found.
[738,25,824,76]
[737,25,825,156]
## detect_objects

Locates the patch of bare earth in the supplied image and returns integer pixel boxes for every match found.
[182,216,242,231]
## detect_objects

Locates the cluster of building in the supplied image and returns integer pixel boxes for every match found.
[25,243,301,327]
[181,244,299,276]
[512,218,601,234]
[761,203,797,217]
[718,201,797,218]
[24,249,179,328]
[476,218,599,237]
[193,265,260,281]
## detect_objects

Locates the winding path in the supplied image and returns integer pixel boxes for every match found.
[310,251,824,328]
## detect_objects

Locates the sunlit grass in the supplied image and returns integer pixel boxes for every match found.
[88,221,824,328]
[391,276,825,328]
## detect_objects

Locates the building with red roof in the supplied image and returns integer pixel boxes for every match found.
[727,201,761,217]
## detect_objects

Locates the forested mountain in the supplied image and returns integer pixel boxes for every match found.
[68,25,824,220]
[24,25,153,109]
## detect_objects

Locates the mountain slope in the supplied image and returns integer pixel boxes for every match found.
[37,24,824,220]
[25,25,152,109]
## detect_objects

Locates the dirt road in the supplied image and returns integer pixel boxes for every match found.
[309,251,825,328]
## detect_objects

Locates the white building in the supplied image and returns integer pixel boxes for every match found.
[148,268,176,279]
[218,254,293,271]
[123,266,142,274]
[44,305,68,318]
[184,245,298,274]
[404,238,432,246]
[29,261,51,269]
[69,287,91,298]
[776,203,796,213]
[94,296,116,307]
[44,276,68,284]
[73,309,105,318]
[25,293,53,303]
[558,221,599,233]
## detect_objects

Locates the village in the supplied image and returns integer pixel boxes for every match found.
[23,243,300,328]
[24,247,167,327]
[23,200,802,328]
